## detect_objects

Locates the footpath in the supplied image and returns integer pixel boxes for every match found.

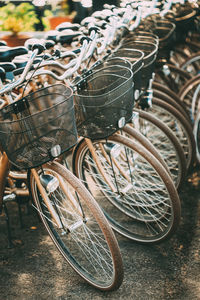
[0,171,199,300]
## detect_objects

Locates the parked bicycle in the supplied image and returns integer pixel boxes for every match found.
[0,42,124,291]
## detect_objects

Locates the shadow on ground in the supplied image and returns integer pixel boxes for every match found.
[0,171,199,300]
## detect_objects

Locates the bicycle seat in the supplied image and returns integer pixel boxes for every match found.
[13,60,43,76]
[0,46,28,62]
[56,22,80,32]
[91,9,112,21]
[81,16,96,26]
[0,40,7,46]
[44,30,59,43]
[0,67,5,80]
[12,53,51,69]
[57,30,82,45]
[0,62,16,72]
[44,39,55,49]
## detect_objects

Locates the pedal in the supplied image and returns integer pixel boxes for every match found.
[3,193,16,203]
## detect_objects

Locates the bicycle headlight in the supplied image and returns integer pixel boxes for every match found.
[40,174,59,193]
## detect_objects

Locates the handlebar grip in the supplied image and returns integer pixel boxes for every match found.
[80,36,92,45]
[0,67,5,80]
[88,26,100,35]
[45,40,55,49]
[32,43,46,54]
[25,38,46,54]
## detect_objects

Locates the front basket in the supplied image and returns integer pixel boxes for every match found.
[74,65,134,140]
[0,84,78,169]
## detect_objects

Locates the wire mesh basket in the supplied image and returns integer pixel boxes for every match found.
[170,6,197,42]
[0,84,77,169]
[90,56,132,71]
[122,32,159,47]
[151,20,176,60]
[119,41,158,91]
[111,49,144,98]
[74,65,134,140]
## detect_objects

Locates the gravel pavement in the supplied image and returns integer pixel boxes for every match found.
[0,171,199,300]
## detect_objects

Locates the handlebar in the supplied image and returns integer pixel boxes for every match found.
[0,36,92,95]
[0,48,39,96]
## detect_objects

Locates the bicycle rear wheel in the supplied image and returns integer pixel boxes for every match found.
[28,161,123,291]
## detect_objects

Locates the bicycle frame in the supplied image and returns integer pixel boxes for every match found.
[0,151,10,212]
[0,146,84,230]
[0,148,59,227]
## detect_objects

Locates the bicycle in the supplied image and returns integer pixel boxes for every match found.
[6,32,182,245]
[0,44,124,291]
[0,1,183,244]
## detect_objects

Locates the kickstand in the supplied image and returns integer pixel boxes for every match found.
[16,198,24,229]
[2,203,14,248]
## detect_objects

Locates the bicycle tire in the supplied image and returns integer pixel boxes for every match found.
[154,63,191,94]
[152,81,191,117]
[28,161,124,291]
[72,134,181,244]
[127,109,187,190]
[151,97,196,170]
[180,51,200,76]
[152,88,191,122]
[178,74,200,122]
[193,111,200,164]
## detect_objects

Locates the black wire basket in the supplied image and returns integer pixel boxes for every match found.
[90,56,132,71]
[167,6,197,42]
[122,32,159,48]
[111,48,144,98]
[0,84,77,169]
[74,65,134,140]
[151,20,176,61]
[119,41,158,91]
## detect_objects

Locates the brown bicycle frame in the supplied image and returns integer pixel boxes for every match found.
[0,151,10,212]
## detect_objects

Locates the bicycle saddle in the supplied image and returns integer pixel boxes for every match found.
[44,39,55,49]
[0,46,28,62]
[81,16,96,26]
[0,67,5,81]
[0,41,7,46]
[44,30,59,43]
[57,30,82,45]
[0,62,16,72]
[12,53,51,69]
[56,22,80,32]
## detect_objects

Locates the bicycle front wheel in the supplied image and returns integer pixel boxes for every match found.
[130,109,187,190]
[28,161,123,291]
[73,134,181,243]
[151,97,196,170]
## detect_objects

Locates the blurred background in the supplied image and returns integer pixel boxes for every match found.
[0,0,121,29]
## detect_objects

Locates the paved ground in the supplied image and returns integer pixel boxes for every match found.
[0,170,199,300]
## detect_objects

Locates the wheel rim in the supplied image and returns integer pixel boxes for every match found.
[30,166,117,289]
[75,138,176,243]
